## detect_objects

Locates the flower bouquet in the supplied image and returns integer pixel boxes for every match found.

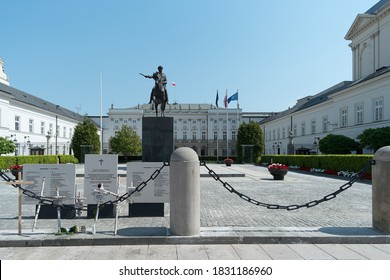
[267,163,288,180]
[10,165,23,178]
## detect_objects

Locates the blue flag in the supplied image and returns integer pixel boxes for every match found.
[215,90,219,107]
[228,92,238,104]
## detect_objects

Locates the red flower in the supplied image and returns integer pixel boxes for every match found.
[268,163,288,171]
[10,165,23,170]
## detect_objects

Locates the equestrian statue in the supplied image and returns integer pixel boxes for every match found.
[140,65,169,117]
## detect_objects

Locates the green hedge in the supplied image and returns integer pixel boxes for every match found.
[58,155,79,164]
[0,155,79,169]
[0,156,17,170]
[258,155,373,173]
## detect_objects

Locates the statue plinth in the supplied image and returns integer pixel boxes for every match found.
[129,117,174,217]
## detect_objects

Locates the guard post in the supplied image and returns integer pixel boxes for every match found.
[170,147,200,236]
[372,146,390,233]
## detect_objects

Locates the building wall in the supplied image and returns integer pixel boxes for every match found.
[108,104,244,157]
[0,90,80,156]
[262,1,390,155]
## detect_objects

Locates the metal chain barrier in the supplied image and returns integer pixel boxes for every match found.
[200,161,372,211]
[0,162,169,211]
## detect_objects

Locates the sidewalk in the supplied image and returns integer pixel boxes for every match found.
[1,163,390,260]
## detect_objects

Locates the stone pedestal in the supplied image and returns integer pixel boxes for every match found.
[129,117,173,217]
[372,146,390,233]
[35,205,76,219]
[142,117,174,162]
[87,204,116,219]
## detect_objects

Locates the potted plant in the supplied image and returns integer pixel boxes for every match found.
[267,163,288,180]
[224,158,234,166]
[10,164,23,178]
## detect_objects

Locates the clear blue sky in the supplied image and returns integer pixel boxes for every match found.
[1,0,378,115]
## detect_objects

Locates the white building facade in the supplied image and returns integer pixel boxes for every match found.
[0,59,84,155]
[261,0,390,155]
[108,103,244,158]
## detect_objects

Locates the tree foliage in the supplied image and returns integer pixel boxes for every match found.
[71,117,100,161]
[236,121,264,163]
[109,125,141,157]
[0,137,15,155]
[319,134,356,154]
[357,126,390,152]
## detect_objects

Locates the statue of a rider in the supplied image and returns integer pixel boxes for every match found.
[142,65,169,104]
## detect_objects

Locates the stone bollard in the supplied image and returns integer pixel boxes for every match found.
[372,146,390,233]
[170,147,200,236]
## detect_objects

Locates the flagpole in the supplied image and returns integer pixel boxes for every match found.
[100,73,103,155]
[236,89,239,125]
[216,108,219,162]
[226,89,229,159]
[216,90,219,162]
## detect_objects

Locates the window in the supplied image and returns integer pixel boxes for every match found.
[282,127,286,139]
[63,127,66,138]
[41,122,45,134]
[340,107,348,127]
[322,116,328,132]
[183,131,187,140]
[293,124,297,136]
[15,116,20,131]
[192,131,197,140]
[231,130,236,140]
[223,131,227,140]
[311,119,316,134]
[201,131,206,140]
[69,128,73,138]
[355,103,364,125]
[174,131,177,140]
[213,131,218,140]
[29,119,34,133]
[373,97,383,121]
[301,122,306,136]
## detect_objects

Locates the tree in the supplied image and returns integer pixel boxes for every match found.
[0,137,15,155]
[109,125,141,158]
[71,117,100,161]
[236,121,264,163]
[357,126,390,152]
[319,134,356,154]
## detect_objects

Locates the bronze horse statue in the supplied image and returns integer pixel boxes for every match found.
[140,72,167,117]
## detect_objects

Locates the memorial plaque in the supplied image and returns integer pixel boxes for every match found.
[127,162,170,203]
[22,164,76,205]
[84,154,118,203]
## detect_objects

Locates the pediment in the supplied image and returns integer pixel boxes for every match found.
[345,14,375,40]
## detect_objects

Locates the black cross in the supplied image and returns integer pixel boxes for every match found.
[99,159,104,165]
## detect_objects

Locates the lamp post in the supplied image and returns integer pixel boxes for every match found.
[10,134,18,155]
[313,137,321,154]
[46,132,51,155]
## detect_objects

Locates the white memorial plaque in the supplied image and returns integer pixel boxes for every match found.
[22,164,76,205]
[127,162,170,203]
[85,154,118,203]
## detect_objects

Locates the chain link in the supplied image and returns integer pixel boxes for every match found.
[200,161,371,211]
[1,161,371,212]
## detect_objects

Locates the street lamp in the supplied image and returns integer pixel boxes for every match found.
[10,134,18,155]
[46,132,51,155]
[313,137,321,154]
